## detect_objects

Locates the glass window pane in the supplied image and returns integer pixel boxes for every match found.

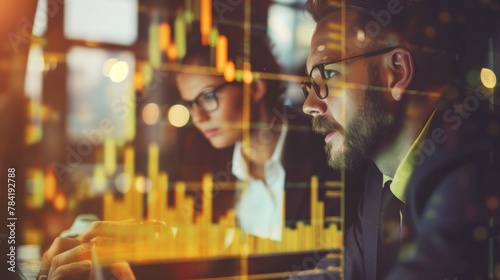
[66,47,135,142]
[64,0,138,45]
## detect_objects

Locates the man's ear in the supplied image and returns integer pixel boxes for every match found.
[384,48,413,101]
[250,79,267,104]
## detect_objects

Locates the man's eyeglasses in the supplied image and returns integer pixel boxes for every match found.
[301,46,399,99]
[183,82,236,113]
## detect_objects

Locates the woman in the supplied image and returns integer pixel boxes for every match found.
[175,24,336,241]
[37,24,342,280]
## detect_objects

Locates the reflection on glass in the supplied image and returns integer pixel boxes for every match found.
[66,47,134,143]
[64,0,138,45]
[32,0,48,37]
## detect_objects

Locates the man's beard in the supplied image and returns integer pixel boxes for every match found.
[313,71,397,170]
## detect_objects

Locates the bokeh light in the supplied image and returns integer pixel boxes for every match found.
[168,104,190,128]
[135,176,152,193]
[480,68,497,89]
[243,69,254,84]
[424,26,436,38]
[53,193,67,212]
[44,168,56,201]
[167,44,178,61]
[439,11,452,23]
[224,60,236,82]
[473,226,488,241]
[356,30,365,42]
[109,61,130,83]
[115,173,132,194]
[487,196,499,210]
[142,103,161,125]
[102,58,118,77]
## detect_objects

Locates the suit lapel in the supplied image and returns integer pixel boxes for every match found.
[362,164,383,280]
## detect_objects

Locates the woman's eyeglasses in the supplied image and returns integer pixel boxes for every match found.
[183,82,236,113]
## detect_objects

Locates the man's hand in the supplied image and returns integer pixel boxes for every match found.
[38,237,93,280]
[38,219,163,280]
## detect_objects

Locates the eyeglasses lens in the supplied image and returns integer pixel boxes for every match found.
[311,68,327,99]
[198,94,218,112]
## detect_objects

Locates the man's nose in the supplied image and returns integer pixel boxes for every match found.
[302,90,327,117]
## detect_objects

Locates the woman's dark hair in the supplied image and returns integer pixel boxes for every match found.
[182,22,286,110]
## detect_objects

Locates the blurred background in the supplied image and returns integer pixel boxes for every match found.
[0,0,347,279]
[1,0,499,279]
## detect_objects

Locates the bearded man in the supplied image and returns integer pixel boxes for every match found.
[298,0,500,279]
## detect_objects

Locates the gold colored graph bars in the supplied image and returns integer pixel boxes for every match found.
[102,171,342,260]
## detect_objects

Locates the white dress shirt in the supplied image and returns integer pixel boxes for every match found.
[231,124,288,241]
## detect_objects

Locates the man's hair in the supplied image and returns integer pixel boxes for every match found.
[306,0,465,92]
[182,23,286,109]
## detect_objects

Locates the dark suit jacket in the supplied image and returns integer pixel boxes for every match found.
[292,87,500,280]
[382,90,500,280]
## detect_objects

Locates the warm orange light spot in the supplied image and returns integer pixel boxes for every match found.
[224,60,236,82]
[167,43,178,61]
[159,23,171,51]
[142,103,161,125]
[216,35,228,73]
[424,26,436,38]
[439,11,452,23]
[487,196,499,210]
[44,167,56,201]
[53,193,67,212]
[200,0,212,45]
[134,71,144,91]
[243,69,253,84]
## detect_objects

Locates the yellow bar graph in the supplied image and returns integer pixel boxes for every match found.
[101,164,343,262]
[103,137,116,176]
[124,146,135,218]
[200,0,212,45]
[202,173,213,224]
[159,172,168,221]
[159,23,171,51]
[216,35,228,73]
